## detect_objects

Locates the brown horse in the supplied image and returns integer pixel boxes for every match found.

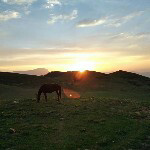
[37,84,61,103]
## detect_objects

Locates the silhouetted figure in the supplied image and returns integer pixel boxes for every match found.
[37,84,61,103]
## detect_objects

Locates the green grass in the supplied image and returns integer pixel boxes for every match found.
[0,87,150,150]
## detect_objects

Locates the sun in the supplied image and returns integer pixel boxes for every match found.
[69,61,95,72]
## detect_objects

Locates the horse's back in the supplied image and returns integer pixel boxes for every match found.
[39,84,61,93]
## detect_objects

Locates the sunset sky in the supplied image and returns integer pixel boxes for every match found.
[0,0,150,72]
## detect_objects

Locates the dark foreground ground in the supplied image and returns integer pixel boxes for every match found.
[0,86,150,150]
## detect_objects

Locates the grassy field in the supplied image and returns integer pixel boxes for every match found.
[0,84,150,150]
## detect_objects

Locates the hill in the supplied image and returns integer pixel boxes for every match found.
[109,70,150,80]
[108,70,150,88]
[0,71,52,87]
[0,70,150,92]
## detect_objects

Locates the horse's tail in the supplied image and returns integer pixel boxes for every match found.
[59,86,61,99]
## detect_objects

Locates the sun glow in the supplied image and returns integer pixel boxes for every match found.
[69,61,95,72]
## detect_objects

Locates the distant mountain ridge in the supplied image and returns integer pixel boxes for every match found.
[1,70,150,91]
[13,68,49,76]
[109,70,149,79]
[45,70,150,80]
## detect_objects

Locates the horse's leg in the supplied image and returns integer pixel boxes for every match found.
[37,91,42,103]
[44,93,47,102]
[59,88,61,99]
[56,91,60,102]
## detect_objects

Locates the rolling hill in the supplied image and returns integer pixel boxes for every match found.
[0,70,150,92]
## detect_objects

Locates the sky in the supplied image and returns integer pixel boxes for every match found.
[0,0,150,72]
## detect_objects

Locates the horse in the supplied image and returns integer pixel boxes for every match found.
[37,84,61,103]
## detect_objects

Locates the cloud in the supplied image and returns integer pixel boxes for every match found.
[107,32,150,42]
[77,11,144,28]
[76,31,150,59]
[2,0,37,15]
[77,18,107,27]
[0,47,90,58]
[43,0,61,9]
[0,44,150,72]
[107,11,144,27]
[47,9,78,24]
[2,0,36,5]
[0,47,96,68]
[0,10,21,21]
